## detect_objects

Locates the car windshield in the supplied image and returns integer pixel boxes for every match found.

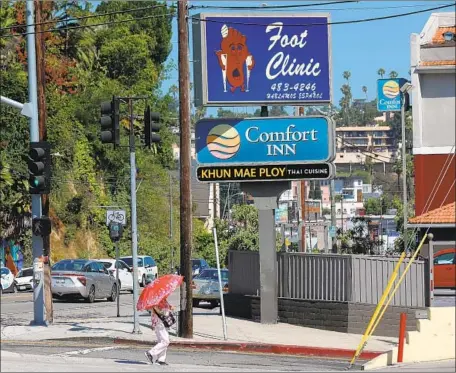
[121,257,144,267]
[197,269,229,282]
[101,262,113,269]
[17,269,33,277]
[52,260,87,272]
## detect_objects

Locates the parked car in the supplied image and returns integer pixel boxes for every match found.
[51,259,118,303]
[191,268,229,308]
[120,255,158,287]
[434,249,456,288]
[0,267,16,294]
[96,259,134,293]
[192,258,210,277]
[15,267,34,292]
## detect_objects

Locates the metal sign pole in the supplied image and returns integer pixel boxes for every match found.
[116,240,120,317]
[213,227,227,340]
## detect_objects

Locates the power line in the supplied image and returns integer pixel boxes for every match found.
[192,0,357,10]
[0,4,170,32]
[190,3,455,27]
[3,13,175,38]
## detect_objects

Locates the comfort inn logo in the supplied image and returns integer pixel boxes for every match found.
[206,124,241,160]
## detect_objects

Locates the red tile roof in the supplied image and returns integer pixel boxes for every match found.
[409,202,456,224]
[432,26,456,44]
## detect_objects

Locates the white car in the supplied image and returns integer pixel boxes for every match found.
[15,267,34,292]
[1,267,16,294]
[120,255,158,287]
[96,259,134,293]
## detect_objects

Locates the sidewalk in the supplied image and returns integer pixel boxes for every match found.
[0,311,396,359]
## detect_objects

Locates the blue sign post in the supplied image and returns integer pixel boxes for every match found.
[377,78,408,112]
[192,13,332,106]
[196,116,335,166]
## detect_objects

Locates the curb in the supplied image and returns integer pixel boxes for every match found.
[112,338,383,360]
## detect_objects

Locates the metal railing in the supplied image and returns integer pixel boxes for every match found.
[228,251,426,307]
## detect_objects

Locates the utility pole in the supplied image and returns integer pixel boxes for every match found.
[128,98,141,334]
[35,0,53,324]
[26,0,45,326]
[300,181,306,252]
[169,172,174,273]
[177,0,193,339]
[330,179,337,253]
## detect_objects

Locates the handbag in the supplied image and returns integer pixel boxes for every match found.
[154,308,176,328]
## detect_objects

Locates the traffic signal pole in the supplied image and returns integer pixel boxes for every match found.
[128,98,141,334]
[26,0,46,326]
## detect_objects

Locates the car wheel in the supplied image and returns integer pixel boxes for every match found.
[86,285,95,303]
[12,284,17,293]
[210,300,218,308]
[141,274,146,287]
[108,283,117,302]
[192,299,199,308]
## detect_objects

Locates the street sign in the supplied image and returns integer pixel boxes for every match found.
[329,225,337,238]
[196,117,335,166]
[106,209,126,226]
[192,13,332,106]
[197,163,334,183]
[377,78,408,112]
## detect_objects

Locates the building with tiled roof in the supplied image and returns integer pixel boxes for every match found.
[410,12,456,217]
[409,202,455,227]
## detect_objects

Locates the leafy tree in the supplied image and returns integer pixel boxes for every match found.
[338,217,383,254]
[389,70,399,79]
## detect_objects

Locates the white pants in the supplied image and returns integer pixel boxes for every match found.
[148,321,169,362]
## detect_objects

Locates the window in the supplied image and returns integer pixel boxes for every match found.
[121,257,144,267]
[17,268,33,277]
[434,253,455,265]
[90,262,100,272]
[145,257,156,267]
[101,262,113,270]
[52,260,87,272]
[1,267,9,275]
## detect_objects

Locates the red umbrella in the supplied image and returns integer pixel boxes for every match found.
[136,274,183,311]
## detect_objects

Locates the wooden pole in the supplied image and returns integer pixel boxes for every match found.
[35,0,53,324]
[177,0,193,338]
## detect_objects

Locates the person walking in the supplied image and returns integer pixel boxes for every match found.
[145,298,174,365]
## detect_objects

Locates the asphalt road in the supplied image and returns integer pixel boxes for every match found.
[0,288,215,327]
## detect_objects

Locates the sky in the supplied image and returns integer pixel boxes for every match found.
[157,0,455,115]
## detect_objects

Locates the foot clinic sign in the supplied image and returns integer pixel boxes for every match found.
[195,117,335,166]
[192,13,332,106]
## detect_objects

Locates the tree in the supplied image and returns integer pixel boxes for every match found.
[362,86,368,100]
[343,70,351,85]
[389,71,399,79]
[338,217,383,255]
[377,68,385,78]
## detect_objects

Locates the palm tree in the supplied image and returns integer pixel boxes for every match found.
[377,68,385,78]
[389,70,399,79]
[343,71,351,85]
[362,86,368,100]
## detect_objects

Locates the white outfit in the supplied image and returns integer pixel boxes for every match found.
[148,318,170,363]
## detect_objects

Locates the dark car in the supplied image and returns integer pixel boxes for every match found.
[192,259,210,277]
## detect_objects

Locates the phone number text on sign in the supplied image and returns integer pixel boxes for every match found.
[267,82,323,100]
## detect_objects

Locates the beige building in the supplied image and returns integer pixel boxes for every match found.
[335,126,396,167]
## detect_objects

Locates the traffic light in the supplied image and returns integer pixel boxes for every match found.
[32,216,52,236]
[403,91,411,111]
[144,106,161,149]
[28,141,51,194]
[100,97,120,147]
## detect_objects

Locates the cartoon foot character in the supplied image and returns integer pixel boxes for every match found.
[215,24,255,93]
